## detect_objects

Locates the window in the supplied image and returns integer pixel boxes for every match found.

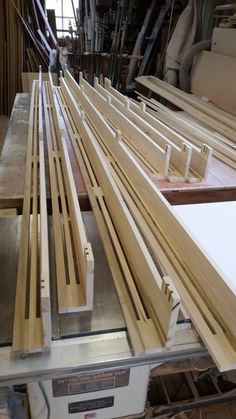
[46,0,79,37]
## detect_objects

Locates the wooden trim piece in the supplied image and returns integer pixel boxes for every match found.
[43,74,94,313]
[136,76,236,141]
[103,78,212,180]
[59,76,180,352]
[94,77,192,180]
[65,71,171,179]
[38,69,51,348]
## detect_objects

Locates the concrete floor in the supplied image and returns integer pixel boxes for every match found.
[0,116,9,154]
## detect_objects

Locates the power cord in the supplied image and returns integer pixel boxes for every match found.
[38,382,51,419]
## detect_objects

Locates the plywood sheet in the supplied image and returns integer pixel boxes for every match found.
[211,27,236,57]
[191,51,236,115]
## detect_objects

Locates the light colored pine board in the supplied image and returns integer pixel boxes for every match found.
[38,70,51,348]
[191,50,236,115]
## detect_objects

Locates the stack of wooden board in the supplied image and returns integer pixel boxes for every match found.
[57,70,236,372]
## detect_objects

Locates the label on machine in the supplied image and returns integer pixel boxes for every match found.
[52,368,130,397]
[68,396,114,414]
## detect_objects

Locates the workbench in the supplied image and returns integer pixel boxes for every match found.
[0,94,235,388]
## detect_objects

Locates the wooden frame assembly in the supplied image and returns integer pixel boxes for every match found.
[13,73,51,354]
[42,75,94,314]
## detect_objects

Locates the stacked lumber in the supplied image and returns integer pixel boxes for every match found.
[136,76,236,168]
[57,70,236,371]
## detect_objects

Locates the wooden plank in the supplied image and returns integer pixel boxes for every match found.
[60,77,180,352]
[191,51,236,115]
[38,69,51,348]
[136,76,236,141]
[65,71,171,179]
[95,77,192,180]
[211,28,236,57]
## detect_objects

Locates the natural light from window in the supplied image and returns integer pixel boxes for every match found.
[46,0,79,37]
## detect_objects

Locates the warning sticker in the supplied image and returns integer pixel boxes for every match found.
[52,369,130,397]
[68,396,114,413]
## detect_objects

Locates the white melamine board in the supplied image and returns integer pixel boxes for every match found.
[174,201,236,289]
